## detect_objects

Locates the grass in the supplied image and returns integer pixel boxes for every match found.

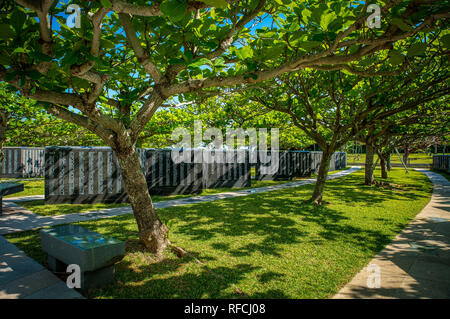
[3,179,44,198]
[347,152,447,165]
[6,168,433,299]
[17,172,349,216]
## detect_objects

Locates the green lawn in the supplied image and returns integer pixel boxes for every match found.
[16,176,329,216]
[6,168,432,299]
[347,152,447,164]
[3,179,44,198]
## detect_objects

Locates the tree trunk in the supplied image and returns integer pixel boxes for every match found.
[115,146,169,254]
[365,144,376,185]
[311,149,332,205]
[380,155,388,179]
[403,145,410,164]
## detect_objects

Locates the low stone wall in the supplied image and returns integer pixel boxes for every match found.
[44,147,203,204]
[255,151,347,180]
[1,147,45,178]
[45,147,347,203]
[255,151,313,180]
[433,155,450,173]
[202,150,251,188]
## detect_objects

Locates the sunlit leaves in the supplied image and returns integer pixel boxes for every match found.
[320,11,336,31]
[233,46,254,60]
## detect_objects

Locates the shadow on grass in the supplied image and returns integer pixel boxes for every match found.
[5,169,433,298]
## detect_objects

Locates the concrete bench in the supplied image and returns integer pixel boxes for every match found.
[40,225,125,291]
[0,182,24,214]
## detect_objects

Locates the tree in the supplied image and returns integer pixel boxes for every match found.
[1,0,448,252]
[242,41,449,201]
[357,100,450,181]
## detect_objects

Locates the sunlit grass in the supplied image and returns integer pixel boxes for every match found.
[6,168,432,299]
[347,152,445,164]
[3,179,44,198]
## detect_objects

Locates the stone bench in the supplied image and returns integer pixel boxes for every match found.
[40,225,125,291]
[0,182,24,215]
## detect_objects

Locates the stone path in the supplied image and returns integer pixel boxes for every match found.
[0,235,84,299]
[333,169,450,299]
[4,195,44,203]
[0,167,360,235]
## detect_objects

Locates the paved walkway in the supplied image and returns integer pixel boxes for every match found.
[0,167,360,299]
[4,195,44,203]
[0,167,360,235]
[0,235,84,299]
[334,169,450,299]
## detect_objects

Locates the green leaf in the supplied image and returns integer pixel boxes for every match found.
[198,0,228,9]
[160,0,188,22]
[320,11,336,31]
[299,41,321,50]
[188,58,211,68]
[100,0,112,8]
[234,46,253,60]
[301,8,312,24]
[213,57,225,67]
[11,8,27,32]
[30,51,53,62]
[391,18,411,32]
[5,71,18,82]
[26,70,42,80]
[12,47,27,54]
[440,34,450,49]
[100,38,116,49]
[0,55,11,66]
[0,24,15,39]
[407,43,426,57]
[388,50,404,66]
[168,58,185,65]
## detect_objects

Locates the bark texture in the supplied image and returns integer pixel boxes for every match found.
[116,146,169,254]
[365,144,376,185]
[311,150,332,205]
[380,156,388,179]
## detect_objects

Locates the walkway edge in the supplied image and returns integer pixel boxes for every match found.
[333,169,450,299]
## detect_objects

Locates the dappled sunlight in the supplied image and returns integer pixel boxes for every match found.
[5,168,434,298]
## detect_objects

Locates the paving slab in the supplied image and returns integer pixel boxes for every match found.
[3,195,44,203]
[333,169,450,299]
[0,235,84,299]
